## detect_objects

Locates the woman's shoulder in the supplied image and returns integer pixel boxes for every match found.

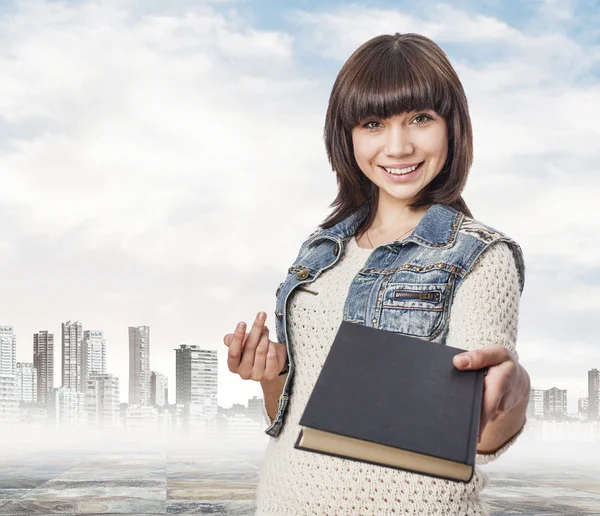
[457,214,525,293]
[457,213,520,247]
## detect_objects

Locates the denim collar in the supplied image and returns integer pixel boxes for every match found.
[313,203,464,249]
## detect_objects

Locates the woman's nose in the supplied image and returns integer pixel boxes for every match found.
[383,126,414,157]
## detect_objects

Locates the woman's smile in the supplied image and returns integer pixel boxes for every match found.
[379,161,425,182]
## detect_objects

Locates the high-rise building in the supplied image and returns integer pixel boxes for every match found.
[81,330,106,392]
[0,325,17,376]
[48,387,85,427]
[85,374,120,428]
[0,326,18,424]
[150,371,168,407]
[588,369,600,421]
[16,363,37,404]
[527,386,545,419]
[33,331,54,404]
[578,397,589,417]
[175,345,218,419]
[62,321,83,391]
[129,326,150,406]
[543,387,567,417]
[0,374,18,423]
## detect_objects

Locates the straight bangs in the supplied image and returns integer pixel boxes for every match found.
[338,50,454,129]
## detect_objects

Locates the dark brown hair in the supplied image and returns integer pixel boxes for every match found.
[320,32,473,236]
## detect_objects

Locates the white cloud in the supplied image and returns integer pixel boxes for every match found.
[291,4,524,62]
[536,0,576,22]
[0,0,324,274]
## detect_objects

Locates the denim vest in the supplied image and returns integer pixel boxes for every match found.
[265,203,525,438]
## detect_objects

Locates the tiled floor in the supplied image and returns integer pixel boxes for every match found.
[0,446,260,515]
[0,430,266,516]
[1,432,599,515]
[481,443,600,515]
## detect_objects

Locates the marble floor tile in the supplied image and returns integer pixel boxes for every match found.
[23,479,165,499]
[0,500,82,514]
[482,471,600,515]
[0,464,77,490]
[166,500,256,515]
[0,489,31,500]
[56,464,166,482]
[167,480,256,501]
[0,496,167,515]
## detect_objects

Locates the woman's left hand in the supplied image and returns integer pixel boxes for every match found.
[453,345,530,442]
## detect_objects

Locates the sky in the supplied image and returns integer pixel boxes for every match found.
[0,0,599,412]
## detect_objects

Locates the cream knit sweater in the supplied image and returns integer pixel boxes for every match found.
[256,235,526,516]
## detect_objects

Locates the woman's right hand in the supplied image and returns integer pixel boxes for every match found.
[223,311,288,381]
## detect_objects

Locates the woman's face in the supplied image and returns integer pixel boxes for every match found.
[351,110,448,208]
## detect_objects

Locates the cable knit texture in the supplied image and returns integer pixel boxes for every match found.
[256,235,525,516]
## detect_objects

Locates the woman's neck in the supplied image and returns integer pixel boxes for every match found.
[370,198,429,235]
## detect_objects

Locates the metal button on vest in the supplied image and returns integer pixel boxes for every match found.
[296,268,310,280]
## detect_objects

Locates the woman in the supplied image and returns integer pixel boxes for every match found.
[223,32,530,515]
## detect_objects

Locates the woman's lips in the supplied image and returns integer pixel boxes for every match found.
[379,162,424,182]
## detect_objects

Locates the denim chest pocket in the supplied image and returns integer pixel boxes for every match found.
[379,282,449,339]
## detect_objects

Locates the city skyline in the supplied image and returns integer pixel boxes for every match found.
[1,318,226,428]
[3,315,600,431]
[3,321,207,405]
[1,318,599,413]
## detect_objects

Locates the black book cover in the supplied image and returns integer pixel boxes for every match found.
[295,320,486,479]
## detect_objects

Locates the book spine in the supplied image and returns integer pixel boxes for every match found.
[466,370,486,464]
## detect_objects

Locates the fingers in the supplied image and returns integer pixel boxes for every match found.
[225,313,288,382]
[455,347,523,445]
[265,336,288,380]
[479,378,502,442]
[227,321,246,372]
[490,398,505,422]
[264,340,280,379]
[251,326,270,380]
[238,312,267,379]
[454,345,513,370]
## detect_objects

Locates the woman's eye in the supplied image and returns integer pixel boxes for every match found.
[413,114,433,125]
[362,120,381,129]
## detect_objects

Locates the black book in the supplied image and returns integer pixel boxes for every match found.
[294,320,487,483]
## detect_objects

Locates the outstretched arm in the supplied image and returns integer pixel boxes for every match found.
[445,242,529,465]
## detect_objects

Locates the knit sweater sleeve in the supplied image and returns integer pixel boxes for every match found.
[445,241,527,465]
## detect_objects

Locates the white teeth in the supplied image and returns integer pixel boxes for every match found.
[384,164,420,175]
